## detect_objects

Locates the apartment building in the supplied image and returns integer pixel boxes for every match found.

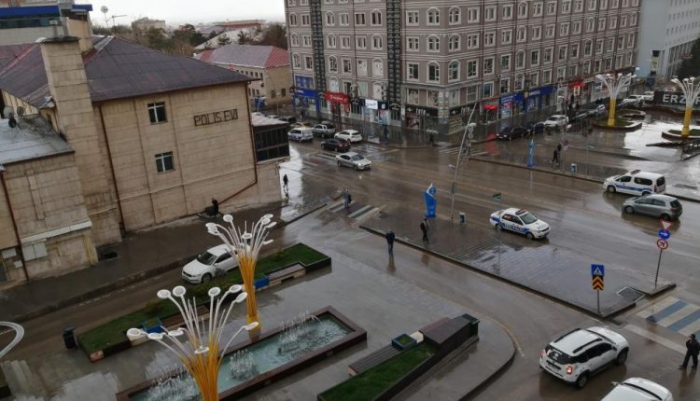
[286,0,641,134]
[637,0,700,82]
[0,0,92,47]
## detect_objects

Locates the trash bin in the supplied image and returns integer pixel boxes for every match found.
[570,163,578,174]
[459,212,466,224]
[63,326,77,349]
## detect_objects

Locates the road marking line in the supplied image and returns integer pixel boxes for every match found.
[636,296,679,319]
[655,304,700,328]
[349,205,373,219]
[624,324,685,354]
[679,319,700,336]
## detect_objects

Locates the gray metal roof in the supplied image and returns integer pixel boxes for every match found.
[0,36,253,109]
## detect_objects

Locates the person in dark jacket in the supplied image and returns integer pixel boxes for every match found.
[420,219,429,243]
[680,334,700,369]
[385,230,396,256]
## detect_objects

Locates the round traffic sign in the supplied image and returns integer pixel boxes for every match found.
[658,229,671,240]
[657,239,669,250]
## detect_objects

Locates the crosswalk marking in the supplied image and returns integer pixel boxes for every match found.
[349,204,374,219]
[438,147,488,157]
[679,319,700,336]
[636,296,681,319]
[645,300,687,323]
[655,304,700,327]
[636,296,700,339]
[327,200,379,222]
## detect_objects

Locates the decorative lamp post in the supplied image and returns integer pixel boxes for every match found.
[206,214,276,337]
[671,77,700,139]
[596,71,636,127]
[131,285,257,401]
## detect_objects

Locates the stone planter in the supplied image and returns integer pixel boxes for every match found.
[392,333,418,350]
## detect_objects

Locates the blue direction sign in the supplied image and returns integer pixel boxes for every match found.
[658,229,671,240]
[591,264,605,277]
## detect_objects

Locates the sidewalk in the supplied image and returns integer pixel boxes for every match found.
[0,196,329,323]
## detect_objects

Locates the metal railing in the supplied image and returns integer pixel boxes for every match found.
[681,139,700,160]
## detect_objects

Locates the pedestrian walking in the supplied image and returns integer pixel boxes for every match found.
[282,174,289,189]
[385,230,395,256]
[347,192,352,207]
[429,134,435,147]
[680,334,700,369]
[342,188,349,208]
[551,147,560,167]
[420,219,429,243]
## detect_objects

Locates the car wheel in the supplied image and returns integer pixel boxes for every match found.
[615,349,628,365]
[201,273,212,284]
[661,213,671,221]
[624,206,634,214]
[526,232,534,240]
[496,224,504,231]
[575,373,589,389]
[607,185,616,193]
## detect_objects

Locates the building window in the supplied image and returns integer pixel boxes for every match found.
[573,21,582,34]
[450,7,462,24]
[518,2,528,17]
[466,60,478,78]
[428,63,440,82]
[407,63,419,80]
[483,82,493,98]
[516,51,525,69]
[428,36,440,52]
[270,89,277,98]
[467,7,480,23]
[485,6,496,21]
[407,37,419,51]
[305,56,314,69]
[531,50,540,66]
[343,59,352,73]
[533,2,543,16]
[371,10,382,25]
[372,35,383,50]
[155,152,174,173]
[291,34,299,46]
[148,102,167,124]
[517,27,527,42]
[341,36,350,48]
[449,35,460,51]
[355,13,366,25]
[289,14,298,26]
[501,30,512,44]
[292,54,301,69]
[501,54,511,71]
[467,34,479,49]
[356,36,367,49]
[326,12,335,25]
[502,4,513,19]
[327,35,337,48]
[340,13,349,25]
[560,22,569,36]
[543,70,552,84]
[467,85,478,102]
[303,35,311,46]
[406,10,418,25]
[558,46,567,61]
[544,48,553,63]
[301,14,310,25]
[448,61,459,81]
[329,56,338,72]
[427,8,440,25]
[484,57,494,75]
[532,26,542,40]
[571,44,579,58]
[484,32,495,47]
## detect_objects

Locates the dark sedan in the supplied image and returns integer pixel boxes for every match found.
[321,138,351,152]
[497,126,529,140]
[526,122,546,134]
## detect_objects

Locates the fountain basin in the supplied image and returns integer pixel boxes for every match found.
[117,306,366,401]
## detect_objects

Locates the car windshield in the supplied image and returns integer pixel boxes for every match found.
[546,117,559,122]
[351,154,364,160]
[196,251,217,265]
[519,212,538,224]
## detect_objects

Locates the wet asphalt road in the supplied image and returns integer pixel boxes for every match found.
[283,138,700,400]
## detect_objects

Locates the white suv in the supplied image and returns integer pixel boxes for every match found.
[539,327,629,389]
[601,377,673,401]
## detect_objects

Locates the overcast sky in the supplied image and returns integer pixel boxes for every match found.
[81,0,286,27]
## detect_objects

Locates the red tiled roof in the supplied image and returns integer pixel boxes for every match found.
[0,36,252,108]
[195,44,289,69]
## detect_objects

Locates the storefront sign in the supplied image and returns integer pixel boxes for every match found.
[405,105,438,117]
[449,105,473,116]
[365,99,379,110]
[654,91,700,107]
[325,92,350,105]
[295,88,317,98]
[194,109,238,127]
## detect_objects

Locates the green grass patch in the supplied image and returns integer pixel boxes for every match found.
[78,243,328,354]
[668,129,700,137]
[320,343,436,401]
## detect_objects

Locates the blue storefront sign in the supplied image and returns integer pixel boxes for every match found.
[424,183,437,218]
[524,85,555,111]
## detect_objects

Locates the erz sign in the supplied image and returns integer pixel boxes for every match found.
[654,91,700,107]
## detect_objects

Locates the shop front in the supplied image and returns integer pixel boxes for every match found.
[523,85,555,112]
[405,105,438,132]
[481,100,499,124]
[293,75,317,118]
[499,93,525,120]
[363,98,389,125]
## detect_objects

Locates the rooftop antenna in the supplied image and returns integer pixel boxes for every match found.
[100,6,109,27]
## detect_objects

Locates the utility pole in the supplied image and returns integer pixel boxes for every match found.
[449,105,478,224]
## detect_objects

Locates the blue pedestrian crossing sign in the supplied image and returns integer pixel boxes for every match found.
[658,229,671,240]
[591,264,605,277]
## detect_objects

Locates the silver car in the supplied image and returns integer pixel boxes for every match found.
[623,194,682,221]
[336,152,372,170]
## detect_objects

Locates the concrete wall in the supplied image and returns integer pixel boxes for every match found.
[41,38,121,247]
[0,27,57,46]
[0,153,95,282]
[99,83,278,231]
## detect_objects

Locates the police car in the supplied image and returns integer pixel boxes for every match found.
[489,208,550,240]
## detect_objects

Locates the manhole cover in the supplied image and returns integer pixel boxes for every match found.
[617,286,645,302]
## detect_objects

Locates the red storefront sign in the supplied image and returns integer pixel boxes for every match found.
[325,92,350,105]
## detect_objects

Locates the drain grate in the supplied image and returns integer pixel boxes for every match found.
[617,286,645,303]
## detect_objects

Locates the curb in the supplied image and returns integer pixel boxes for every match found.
[362,226,653,320]
[7,201,328,324]
[459,341,516,401]
[470,157,700,204]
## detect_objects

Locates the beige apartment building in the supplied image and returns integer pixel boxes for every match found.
[0,27,286,285]
[0,0,93,47]
[286,0,641,134]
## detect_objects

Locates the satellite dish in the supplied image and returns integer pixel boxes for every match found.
[100,6,109,14]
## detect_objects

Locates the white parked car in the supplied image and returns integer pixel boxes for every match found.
[622,95,645,107]
[287,127,314,142]
[603,170,666,196]
[336,151,372,170]
[641,91,655,103]
[601,377,673,401]
[489,208,550,239]
[543,114,569,128]
[181,244,238,284]
[334,129,363,143]
[540,327,629,389]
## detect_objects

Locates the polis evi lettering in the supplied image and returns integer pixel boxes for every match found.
[194,109,239,127]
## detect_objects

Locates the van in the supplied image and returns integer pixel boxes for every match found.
[604,170,666,196]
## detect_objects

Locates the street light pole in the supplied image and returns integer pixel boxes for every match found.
[671,77,700,139]
[449,105,477,223]
[596,71,636,127]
